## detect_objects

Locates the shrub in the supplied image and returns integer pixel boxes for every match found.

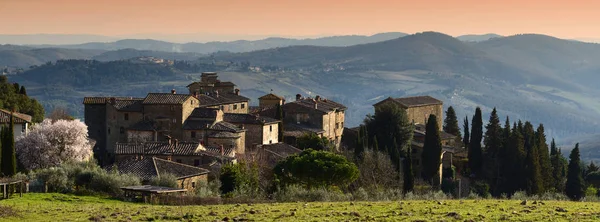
[149,174,178,188]
[470,181,490,198]
[219,162,260,197]
[195,180,221,198]
[272,185,351,202]
[585,186,598,197]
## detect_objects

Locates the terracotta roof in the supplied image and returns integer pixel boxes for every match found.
[223,113,279,125]
[207,131,241,138]
[142,93,194,105]
[259,143,302,159]
[111,157,209,181]
[211,121,243,132]
[0,109,32,123]
[182,120,215,130]
[82,97,143,105]
[195,95,221,106]
[375,96,442,108]
[204,146,236,157]
[113,99,144,112]
[284,97,346,113]
[189,108,220,119]
[208,92,250,104]
[258,93,285,100]
[283,123,325,137]
[115,141,202,155]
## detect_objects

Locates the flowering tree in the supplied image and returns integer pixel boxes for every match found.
[16,119,94,171]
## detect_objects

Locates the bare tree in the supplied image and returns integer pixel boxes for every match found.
[47,107,74,121]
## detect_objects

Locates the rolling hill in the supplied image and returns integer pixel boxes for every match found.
[0,48,105,68]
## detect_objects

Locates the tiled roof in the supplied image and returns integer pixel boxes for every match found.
[0,109,32,123]
[208,92,250,104]
[189,108,220,119]
[195,95,221,107]
[113,99,144,112]
[223,113,279,125]
[128,120,158,131]
[285,97,347,113]
[111,157,209,181]
[204,146,236,157]
[207,131,241,138]
[115,141,202,155]
[142,93,194,105]
[283,123,325,137]
[82,97,143,105]
[182,120,215,130]
[375,96,442,108]
[258,93,285,100]
[259,143,302,159]
[211,121,243,132]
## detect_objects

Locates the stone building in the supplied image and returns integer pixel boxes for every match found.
[111,156,210,191]
[187,72,236,94]
[222,113,280,151]
[272,94,346,150]
[373,96,443,129]
[0,109,32,141]
[258,93,285,109]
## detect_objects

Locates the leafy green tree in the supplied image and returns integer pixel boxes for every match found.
[1,114,16,176]
[536,124,553,192]
[0,78,44,122]
[274,149,359,189]
[566,144,585,200]
[443,106,461,138]
[468,107,483,177]
[550,139,568,192]
[483,108,503,195]
[463,116,470,148]
[297,133,333,151]
[220,163,244,195]
[364,103,413,168]
[421,114,443,185]
[523,122,543,195]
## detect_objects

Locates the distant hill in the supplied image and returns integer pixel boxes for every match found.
[92,49,205,61]
[29,32,408,54]
[0,34,118,45]
[0,48,105,68]
[457,34,503,42]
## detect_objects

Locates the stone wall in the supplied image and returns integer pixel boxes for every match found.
[213,102,249,114]
[406,105,443,130]
[85,104,107,155]
[178,174,208,191]
[262,123,279,145]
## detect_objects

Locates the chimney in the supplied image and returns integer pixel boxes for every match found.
[234,89,240,95]
[173,139,178,153]
[215,90,219,98]
[314,102,318,110]
[315,95,321,101]
[296,94,302,101]
[171,89,176,94]
[166,136,172,145]
[193,91,198,98]
[220,145,224,156]
[109,97,116,105]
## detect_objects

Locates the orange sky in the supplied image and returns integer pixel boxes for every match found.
[1,0,599,39]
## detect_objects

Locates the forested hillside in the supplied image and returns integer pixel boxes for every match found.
[0,76,44,122]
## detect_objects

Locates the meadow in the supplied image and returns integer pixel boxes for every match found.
[0,193,599,221]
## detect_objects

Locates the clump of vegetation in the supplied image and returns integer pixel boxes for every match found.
[0,76,44,122]
[148,174,178,188]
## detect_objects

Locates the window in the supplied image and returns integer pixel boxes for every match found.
[191,131,196,138]
[191,100,194,105]
[124,113,129,121]
[108,128,111,134]
[194,159,200,166]
[22,124,26,133]
[220,105,224,110]
[176,159,182,163]
[119,127,124,134]
[233,104,238,110]
[341,122,343,128]
[269,125,272,132]
[172,119,176,123]
[241,104,245,109]
[269,140,272,144]
[192,182,196,188]
[335,123,339,129]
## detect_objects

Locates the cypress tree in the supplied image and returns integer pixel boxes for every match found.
[443,106,461,138]
[275,104,284,142]
[421,114,442,185]
[362,126,369,151]
[19,86,27,96]
[403,146,414,194]
[523,122,543,195]
[354,126,364,160]
[1,114,17,176]
[483,108,503,195]
[503,123,526,195]
[566,144,585,200]
[372,136,379,152]
[463,116,470,149]
[535,124,553,192]
[468,107,483,177]
[550,139,567,192]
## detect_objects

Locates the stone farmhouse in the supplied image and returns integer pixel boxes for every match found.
[373,96,443,130]
[83,72,276,165]
[0,109,31,141]
[253,93,347,150]
[111,156,210,191]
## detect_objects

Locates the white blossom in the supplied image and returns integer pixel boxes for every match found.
[16,119,94,170]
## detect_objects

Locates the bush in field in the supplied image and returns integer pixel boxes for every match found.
[219,162,260,197]
[274,149,359,189]
[149,174,178,188]
[27,161,140,196]
[346,150,399,191]
[470,181,490,198]
[195,180,221,198]
[273,185,351,202]
[16,119,94,171]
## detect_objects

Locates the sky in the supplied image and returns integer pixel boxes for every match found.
[1,0,599,42]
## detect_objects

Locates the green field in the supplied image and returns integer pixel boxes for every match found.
[0,193,599,221]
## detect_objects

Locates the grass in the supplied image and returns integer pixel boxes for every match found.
[0,193,599,221]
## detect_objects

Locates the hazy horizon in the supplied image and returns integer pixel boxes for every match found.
[2,0,600,44]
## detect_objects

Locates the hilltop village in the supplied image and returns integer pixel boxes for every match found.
[81,72,462,190]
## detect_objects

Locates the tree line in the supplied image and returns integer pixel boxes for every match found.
[0,76,44,122]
